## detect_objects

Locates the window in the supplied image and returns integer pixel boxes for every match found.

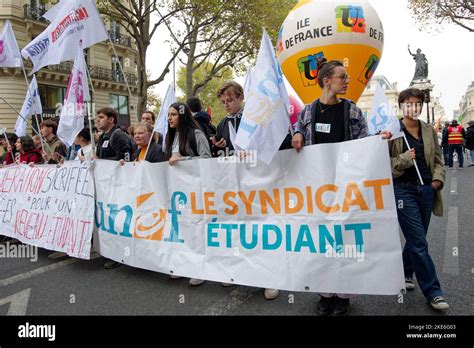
[109,94,130,128]
[38,84,66,116]
[112,55,124,82]
[110,20,121,42]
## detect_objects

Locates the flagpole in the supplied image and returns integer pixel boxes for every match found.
[402,133,425,185]
[0,96,42,138]
[85,64,96,155]
[107,35,133,111]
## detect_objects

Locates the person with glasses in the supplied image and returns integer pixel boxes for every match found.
[389,88,448,311]
[292,58,391,316]
[292,59,367,151]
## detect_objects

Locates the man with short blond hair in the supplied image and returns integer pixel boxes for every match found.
[213,81,245,154]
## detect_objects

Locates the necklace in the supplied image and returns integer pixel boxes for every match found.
[319,99,341,114]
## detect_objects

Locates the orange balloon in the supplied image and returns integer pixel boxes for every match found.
[277,0,384,104]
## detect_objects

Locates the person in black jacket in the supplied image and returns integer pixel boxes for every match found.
[441,121,450,165]
[96,107,134,161]
[187,97,216,152]
[95,107,133,270]
[120,123,165,163]
[212,82,244,156]
[465,120,474,166]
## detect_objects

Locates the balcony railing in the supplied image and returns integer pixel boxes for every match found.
[108,30,132,48]
[23,4,48,23]
[23,61,137,86]
[89,66,137,86]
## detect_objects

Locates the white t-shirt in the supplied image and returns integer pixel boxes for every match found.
[172,132,180,156]
[74,144,93,161]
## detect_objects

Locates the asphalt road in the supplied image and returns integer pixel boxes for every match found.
[0,157,472,317]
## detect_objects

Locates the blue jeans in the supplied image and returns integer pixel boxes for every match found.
[470,149,474,164]
[448,144,464,168]
[394,183,443,300]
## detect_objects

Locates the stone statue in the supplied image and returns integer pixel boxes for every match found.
[408,45,429,81]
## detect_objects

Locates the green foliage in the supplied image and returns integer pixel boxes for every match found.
[170,0,297,97]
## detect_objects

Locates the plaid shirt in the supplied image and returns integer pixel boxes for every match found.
[294,98,368,146]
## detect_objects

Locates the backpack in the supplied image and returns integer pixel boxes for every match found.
[109,127,137,157]
[197,121,216,155]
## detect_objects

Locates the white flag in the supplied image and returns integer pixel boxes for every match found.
[0,20,23,68]
[154,83,177,152]
[15,76,42,137]
[21,0,108,74]
[243,66,255,97]
[368,81,403,139]
[235,30,291,164]
[57,48,90,146]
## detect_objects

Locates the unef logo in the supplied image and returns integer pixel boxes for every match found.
[297,52,325,87]
[336,6,366,33]
[95,192,167,241]
[134,193,167,241]
[358,54,379,85]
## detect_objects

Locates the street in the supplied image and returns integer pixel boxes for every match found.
[0,160,472,316]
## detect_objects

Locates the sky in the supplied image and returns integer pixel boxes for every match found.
[147,0,474,118]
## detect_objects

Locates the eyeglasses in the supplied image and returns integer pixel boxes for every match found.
[333,74,350,81]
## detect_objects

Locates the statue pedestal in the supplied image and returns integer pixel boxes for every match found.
[410,79,434,92]
[410,79,435,123]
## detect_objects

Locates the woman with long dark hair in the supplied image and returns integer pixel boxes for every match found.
[166,102,211,164]
[5,135,43,165]
[166,102,211,287]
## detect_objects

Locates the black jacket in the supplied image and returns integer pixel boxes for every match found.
[96,126,133,161]
[195,111,211,127]
[215,112,242,154]
[441,127,449,148]
[465,125,474,150]
[131,142,166,163]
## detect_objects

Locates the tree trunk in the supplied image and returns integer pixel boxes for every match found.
[136,45,148,120]
[185,29,198,99]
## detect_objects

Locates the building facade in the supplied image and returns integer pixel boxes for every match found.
[458,81,474,127]
[358,75,400,119]
[0,0,139,135]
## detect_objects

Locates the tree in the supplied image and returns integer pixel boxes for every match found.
[161,0,297,100]
[97,0,194,119]
[146,89,162,115]
[177,62,233,124]
[408,0,473,32]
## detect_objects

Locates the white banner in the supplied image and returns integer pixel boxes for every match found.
[0,161,95,259]
[21,0,108,74]
[93,136,404,295]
